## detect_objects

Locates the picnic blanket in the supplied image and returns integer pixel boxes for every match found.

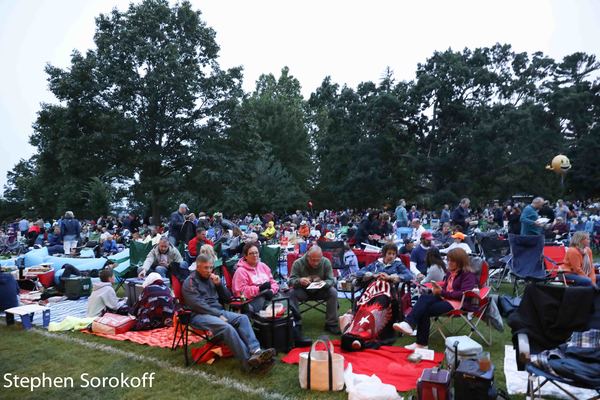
[31,298,88,326]
[84,326,203,349]
[282,340,444,392]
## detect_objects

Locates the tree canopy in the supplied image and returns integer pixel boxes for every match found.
[3,1,599,220]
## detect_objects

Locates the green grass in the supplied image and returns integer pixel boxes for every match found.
[1,284,529,400]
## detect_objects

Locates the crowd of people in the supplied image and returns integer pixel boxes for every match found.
[1,196,599,372]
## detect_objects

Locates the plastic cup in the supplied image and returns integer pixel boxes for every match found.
[478,351,491,372]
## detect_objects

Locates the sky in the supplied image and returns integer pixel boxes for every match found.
[1,0,599,189]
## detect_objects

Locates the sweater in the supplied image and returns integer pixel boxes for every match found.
[87,281,120,317]
[520,205,542,235]
[182,271,231,317]
[288,254,335,289]
[232,259,279,299]
[562,246,596,285]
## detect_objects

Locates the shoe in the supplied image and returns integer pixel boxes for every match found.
[253,358,276,374]
[324,325,342,335]
[393,321,414,336]
[404,343,428,351]
[247,348,276,368]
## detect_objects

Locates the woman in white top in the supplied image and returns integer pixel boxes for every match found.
[421,247,446,284]
[440,232,472,255]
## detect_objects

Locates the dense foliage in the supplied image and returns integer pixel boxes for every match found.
[3,0,599,220]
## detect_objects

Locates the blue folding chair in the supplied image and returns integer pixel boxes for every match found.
[506,234,547,296]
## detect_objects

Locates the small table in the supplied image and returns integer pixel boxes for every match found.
[5,304,50,329]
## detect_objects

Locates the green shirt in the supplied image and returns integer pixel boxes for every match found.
[288,254,335,289]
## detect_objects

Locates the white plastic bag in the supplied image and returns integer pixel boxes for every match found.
[344,363,402,400]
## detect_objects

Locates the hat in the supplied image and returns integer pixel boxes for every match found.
[179,203,188,210]
[213,212,222,218]
[403,238,415,245]
[300,221,307,226]
[421,231,434,240]
[142,272,163,288]
[451,232,466,240]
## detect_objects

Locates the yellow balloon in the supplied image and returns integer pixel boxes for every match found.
[545,155,571,175]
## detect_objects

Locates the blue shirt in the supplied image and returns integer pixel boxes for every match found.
[520,205,542,235]
[411,244,431,274]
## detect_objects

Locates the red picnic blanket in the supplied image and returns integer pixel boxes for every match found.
[281,340,444,392]
[84,326,202,348]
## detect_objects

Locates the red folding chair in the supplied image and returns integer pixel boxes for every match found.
[430,261,493,346]
[543,245,566,277]
[170,276,225,366]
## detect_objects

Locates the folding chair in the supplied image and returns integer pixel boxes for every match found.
[509,283,600,399]
[129,241,153,270]
[506,234,548,297]
[430,258,493,345]
[259,244,281,279]
[477,232,510,290]
[170,276,223,366]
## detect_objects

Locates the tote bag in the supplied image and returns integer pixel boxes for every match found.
[299,336,345,391]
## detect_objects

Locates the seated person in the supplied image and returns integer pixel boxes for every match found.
[188,228,214,258]
[561,231,596,287]
[0,272,19,324]
[182,255,275,372]
[139,237,189,281]
[288,246,340,335]
[46,226,64,255]
[131,272,177,331]
[410,219,427,245]
[101,235,119,255]
[341,244,360,279]
[298,221,310,239]
[356,243,414,285]
[221,227,243,258]
[394,248,477,349]
[410,231,435,278]
[434,222,453,247]
[232,243,279,313]
[260,221,276,241]
[399,238,415,255]
[440,232,472,255]
[87,268,128,317]
[550,217,569,238]
[421,247,446,284]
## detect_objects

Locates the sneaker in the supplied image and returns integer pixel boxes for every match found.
[404,343,428,351]
[393,321,414,336]
[248,348,276,368]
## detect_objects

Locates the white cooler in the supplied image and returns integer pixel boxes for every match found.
[444,335,483,370]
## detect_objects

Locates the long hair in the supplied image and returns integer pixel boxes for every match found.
[570,231,589,249]
[425,248,446,272]
[446,248,472,272]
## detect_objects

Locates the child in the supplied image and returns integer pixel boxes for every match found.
[421,247,446,284]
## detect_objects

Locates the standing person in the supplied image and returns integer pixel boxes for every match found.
[183,255,276,372]
[60,211,81,255]
[168,204,188,246]
[395,200,408,228]
[407,206,421,222]
[520,197,545,236]
[554,199,570,221]
[507,205,521,235]
[18,217,29,238]
[561,231,596,287]
[440,205,451,224]
[451,198,471,232]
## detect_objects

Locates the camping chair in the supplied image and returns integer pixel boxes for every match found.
[112,260,138,291]
[129,241,153,270]
[506,234,548,297]
[170,276,222,366]
[477,232,510,290]
[259,244,281,279]
[430,258,493,345]
[543,244,566,278]
[509,283,600,399]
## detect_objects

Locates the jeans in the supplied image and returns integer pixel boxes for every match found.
[146,261,189,280]
[289,286,339,327]
[190,311,260,362]
[406,294,453,346]
[563,273,593,287]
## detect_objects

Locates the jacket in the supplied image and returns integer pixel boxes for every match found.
[168,211,185,240]
[356,258,414,282]
[87,281,120,317]
[288,253,335,289]
[520,205,542,235]
[232,258,279,299]
[60,217,81,239]
[182,270,231,317]
[451,206,469,230]
[0,273,19,311]
[188,237,214,257]
[261,221,276,240]
[562,246,596,285]
[141,243,183,273]
[441,270,478,311]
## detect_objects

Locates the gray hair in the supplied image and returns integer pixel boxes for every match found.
[533,197,545,205]
[570,231,589,248]
[65,211,74,218]
[460,198,470,206]
[307,245,322,256]
[196,254,213,265]
[158,236,170,244]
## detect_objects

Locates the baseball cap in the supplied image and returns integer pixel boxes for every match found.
[451,232,466,240]
[179,203,188,210]
[403,238,415,245]
[421,231,434,240]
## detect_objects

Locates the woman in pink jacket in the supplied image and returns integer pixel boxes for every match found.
[232,242,279,313]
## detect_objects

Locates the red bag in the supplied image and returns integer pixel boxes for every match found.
[92,313,136,335]
[417,367,451,400]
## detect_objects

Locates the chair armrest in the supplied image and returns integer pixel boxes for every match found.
[516,333,530,371]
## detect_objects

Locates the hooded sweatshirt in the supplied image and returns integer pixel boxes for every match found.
[87,281,120,317]
[261,221,276,239]
[232,258,279,299]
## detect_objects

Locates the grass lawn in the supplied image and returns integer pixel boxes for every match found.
[0,283,534,400]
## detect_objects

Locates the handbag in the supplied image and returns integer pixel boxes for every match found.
[299,336,345,391]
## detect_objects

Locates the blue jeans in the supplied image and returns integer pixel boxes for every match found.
[406,294,453,346]
[563,273,593,287]
[148,261,188,280]
[190,311,260,362]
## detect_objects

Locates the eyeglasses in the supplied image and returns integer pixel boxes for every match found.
[247,251,260,255]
